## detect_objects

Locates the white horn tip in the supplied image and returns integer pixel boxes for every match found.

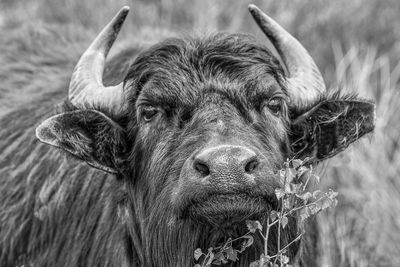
[248,4,265,15]
[120,6,130,13]
[116,6,130,21]
[248,4,257,10]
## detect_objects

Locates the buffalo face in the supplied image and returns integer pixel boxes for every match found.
[35,5,375,264]
[124,34,290,226]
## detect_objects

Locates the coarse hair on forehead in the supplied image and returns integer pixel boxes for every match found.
[124,32,287,101]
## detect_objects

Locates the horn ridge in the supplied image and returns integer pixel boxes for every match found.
[248,4,326,106]
[68,6,130,114]
[87,6,130,55]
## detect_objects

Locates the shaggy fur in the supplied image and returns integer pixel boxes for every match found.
[0,24,374,267]
[0,24,135,266]
[120,34,299,267]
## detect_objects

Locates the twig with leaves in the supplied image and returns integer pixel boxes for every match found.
[194,158,338,267]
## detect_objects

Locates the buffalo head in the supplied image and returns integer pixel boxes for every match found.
[35,5,375,266]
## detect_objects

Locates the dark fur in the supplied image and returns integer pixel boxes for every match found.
[118,34,302,267]
[0,31,373,267]
[0,41,136,266]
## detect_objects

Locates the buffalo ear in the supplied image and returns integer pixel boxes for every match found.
[290,98,375,162]
[35,110,126,174]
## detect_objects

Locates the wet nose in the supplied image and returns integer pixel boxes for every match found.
[192,145,259,183]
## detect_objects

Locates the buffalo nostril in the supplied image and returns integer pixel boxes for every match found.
[245,158,259,173]
[193,160,210,176]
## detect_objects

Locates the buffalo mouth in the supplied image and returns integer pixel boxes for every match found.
[184,193,277,225]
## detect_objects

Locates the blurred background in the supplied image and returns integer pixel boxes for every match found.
[0,0,399,266]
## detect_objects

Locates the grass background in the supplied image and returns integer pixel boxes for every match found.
[0,0,399,266]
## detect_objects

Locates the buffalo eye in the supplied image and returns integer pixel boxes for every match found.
[141,106,158,122]
[264,97,284,116]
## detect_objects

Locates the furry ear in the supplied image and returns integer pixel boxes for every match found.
[290,98,375,162]
[36,110,126,173]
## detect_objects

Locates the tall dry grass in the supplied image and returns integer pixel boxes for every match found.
[319,46,400,266]
[1,0,399,266]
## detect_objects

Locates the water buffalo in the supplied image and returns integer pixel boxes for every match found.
[0,5,374,267]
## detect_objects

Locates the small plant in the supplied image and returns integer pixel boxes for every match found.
[193,233,254,266]
[194,158,338,267]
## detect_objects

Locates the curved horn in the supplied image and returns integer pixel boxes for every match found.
[69,6,130,114]
[248,4,326,106]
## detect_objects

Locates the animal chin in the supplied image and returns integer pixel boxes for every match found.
[186,194,272,225]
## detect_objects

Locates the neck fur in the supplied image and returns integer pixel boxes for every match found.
[122,195,301,267]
